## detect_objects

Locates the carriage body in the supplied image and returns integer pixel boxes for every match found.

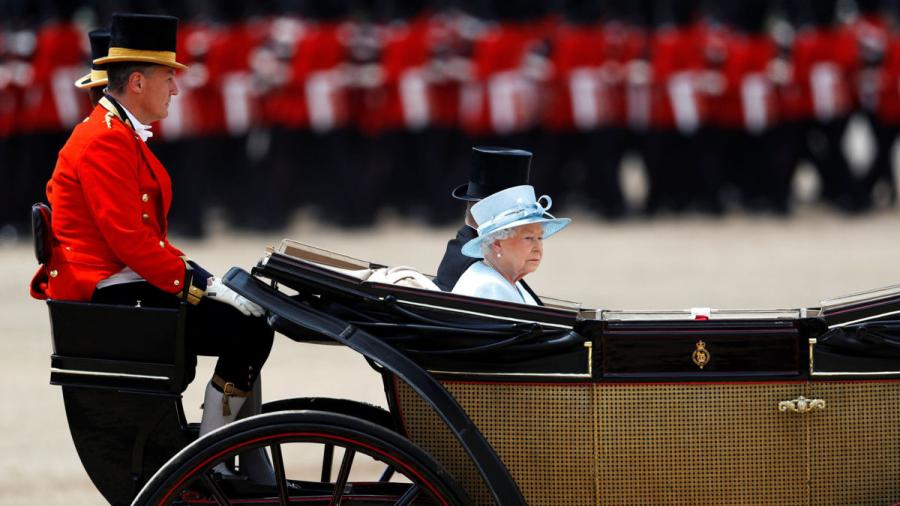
[45,238,900,505]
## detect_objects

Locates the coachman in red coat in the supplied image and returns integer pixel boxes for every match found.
[30,13,276,484]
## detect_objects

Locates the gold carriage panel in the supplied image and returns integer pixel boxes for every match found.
[394,378,900,505]
[808,381,900,506]
[394,379,595,505]
[595,382,807,505]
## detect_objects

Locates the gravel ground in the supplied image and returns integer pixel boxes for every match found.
[2,208,899,505]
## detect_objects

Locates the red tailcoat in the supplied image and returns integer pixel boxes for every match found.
[31,98,192,301]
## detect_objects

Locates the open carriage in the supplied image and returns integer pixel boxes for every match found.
[43,229,900,505]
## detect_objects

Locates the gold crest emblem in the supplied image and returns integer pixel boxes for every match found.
[692,340,710,369]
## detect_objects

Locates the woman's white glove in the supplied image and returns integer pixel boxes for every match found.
[206,277,265,317]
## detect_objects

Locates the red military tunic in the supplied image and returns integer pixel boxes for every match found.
[649,22,707,132]
[705,30,778,132]
[543,22,607,133]
[791,25,857,121]
[31,97,199,302]
[462,21,543,136]
[22,20,89,133]
[379,16,433,132]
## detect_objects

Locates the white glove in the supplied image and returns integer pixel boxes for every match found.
[206,277,265,317]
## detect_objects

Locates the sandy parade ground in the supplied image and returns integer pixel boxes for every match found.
[2,206,900,504]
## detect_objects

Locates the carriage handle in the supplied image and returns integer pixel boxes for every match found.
[778,396,826,414]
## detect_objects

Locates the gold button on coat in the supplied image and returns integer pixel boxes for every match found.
[174,280,181,286]
[159,241,165,248]
[142,213,149,220]
[141,193,149,202]
[50,269,58,278]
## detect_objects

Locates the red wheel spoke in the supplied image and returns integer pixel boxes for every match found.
[269,444,290,506]
[329,448,355,505]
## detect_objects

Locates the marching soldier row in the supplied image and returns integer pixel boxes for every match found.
[4,0,900,236]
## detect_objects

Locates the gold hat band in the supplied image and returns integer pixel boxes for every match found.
[107,47,176,61]
[90,69,108,82]
[94,47,188,70]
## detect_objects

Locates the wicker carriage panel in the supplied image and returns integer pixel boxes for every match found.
[809,381,900,506]
[394,379,595,505]
[595,383,807,506]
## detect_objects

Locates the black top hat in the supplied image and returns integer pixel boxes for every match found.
[75,29,110,89]
[452,147,532,201]
[93,13,187,70]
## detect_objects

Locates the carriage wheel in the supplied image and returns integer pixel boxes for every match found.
[133,410,469,506]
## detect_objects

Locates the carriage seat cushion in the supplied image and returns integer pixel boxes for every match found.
[323,265,440,291]
[367,266,440,291]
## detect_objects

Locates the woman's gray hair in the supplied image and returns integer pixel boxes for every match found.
[480,227,514,258]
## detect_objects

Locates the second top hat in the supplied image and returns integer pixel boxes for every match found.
[452,147,532,201]
[93,13,187,70]
[75,29,110,89]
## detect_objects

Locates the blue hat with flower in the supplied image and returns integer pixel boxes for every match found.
[461,185,571,259]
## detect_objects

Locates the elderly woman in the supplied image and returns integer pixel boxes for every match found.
[452,185,570,304]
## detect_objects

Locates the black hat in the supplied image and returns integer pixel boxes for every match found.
[93,13,187,70]
[75,29,110,89]
[452,147,532,201]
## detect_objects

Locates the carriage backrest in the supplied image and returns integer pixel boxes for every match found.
[32,202,52,265]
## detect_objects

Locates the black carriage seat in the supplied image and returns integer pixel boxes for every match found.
[33,202,191,395]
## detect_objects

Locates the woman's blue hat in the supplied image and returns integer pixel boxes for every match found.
[461,185,571,258]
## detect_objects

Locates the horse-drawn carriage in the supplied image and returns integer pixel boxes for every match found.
[43,230,900,505]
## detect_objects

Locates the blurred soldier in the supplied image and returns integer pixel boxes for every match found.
[341,8,390,227]
[645,0,711,213]
[16,5,88,236]
[541,0,628,218]
[423,8,473,224]
[30,14,274,483]
[434,146,541,306]
[289,1,352,224]
[769,0,808,212]
[378,2,438,220]
[870,13,900,204]
[209,3,272,229]
[246,9,305,231]
[704,1,784,212]
[845,0,894,205]
[0,22,23,236]
[74,29,110,107]
[158,12,228,237]
[791,0,866,211]
[461,1,546,151]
